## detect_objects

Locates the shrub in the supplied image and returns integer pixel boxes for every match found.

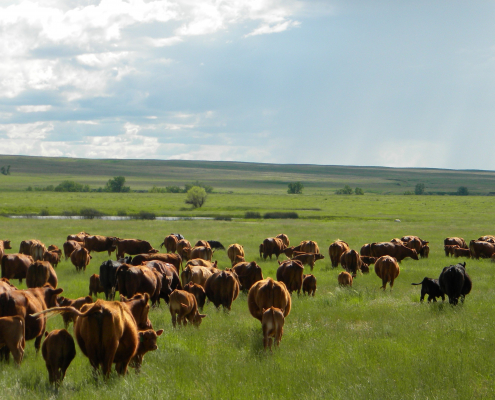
[457,186,469,196]
[54,181,89,192]
[80,208,103,219]
[415,183,425,195]
[245,212,262,219]
[335,185,353,195]
[39,209,50,216]
[132,211,156,220]
[104,176,130,193]
[287,182,304,194]
[263,212,298,219]
[355,187,364,195]
[185,186,207,208]
[214,216,232,221]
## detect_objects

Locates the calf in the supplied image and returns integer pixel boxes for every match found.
[56,296,94,328]
[411,278,445,302]
[454,247,471,258]
[262,307,284,351]
[183,282,206,310]
[444,245,459,257]
[169,290,206,327]
[338,271,353,287]
[43,251,61,268]
[131,328,164,370]
[0,316,25,365]
[302,274,317,296]
[89,274,104,297]
[292,252,324,271]
[42,329,76,385]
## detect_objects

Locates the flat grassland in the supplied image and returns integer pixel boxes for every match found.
[1,157,495,399]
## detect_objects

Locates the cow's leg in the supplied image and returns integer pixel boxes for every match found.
[35,334,43,353]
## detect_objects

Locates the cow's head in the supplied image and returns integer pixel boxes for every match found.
[2,240,12,249]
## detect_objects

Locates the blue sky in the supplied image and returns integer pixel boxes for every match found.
[1,1,494,169]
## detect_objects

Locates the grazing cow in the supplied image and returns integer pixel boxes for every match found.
[299,240,320,254]
[56,296,94,328]
[131,253,181,274]
[454,247,471,258]
[329,240,350,268]
[390,238,405,245]
[444,245,459,257]
[130,328,164,371]
[143,260,182,303]
[361,263,370,273]
[116,265,162,307]
[0,240,12,262]
[444,237,468,249]
[181,265,215,288]
[438,263,472,305]
[248,278,291,321]
[204,270,240,311]
[89,274,105,297]
[1,254,33,283]
[419,244,430,259]
[262,307,284,351]
[113,239,158,260]
[478,235,495,243]
[276,234,290,247]
[185,259,219,271]
[411,278,445,302]
[227,244,245,266]
[83,235,116,257]
[370,242,419,262]
[360,256,377,265]
[67,232,90,243]
[262,238,287,260]
[30,240,47,262]
[26,261,58,289]
[402,236,429,256]
[338,271,353,287]
[70,247,92,272]
[0,316,25,365]
[292,252,324,271]
[176,239,191,258]
[42,329,76,385]
[120,293,152,330]
[469,240,495,259]
[207,240,226,251]
[169,290,206,327]
[43,251,61,268]
[340,250,362,277]
[99,258,131,301]
[195,240,211,249]
[19,240,34,256]
[282,247,296,258]
[183,282,206,310]
[374,256,400,290]
[360,243,371,257]
[48,244,61,254]
[276,260,304,295]
[63,240,82,261]
[190,246,213,262]
[232,261,263,291]
[302,274,317,296]
[161,235,179,253]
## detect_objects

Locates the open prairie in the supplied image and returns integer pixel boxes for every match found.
[0,157,495,399]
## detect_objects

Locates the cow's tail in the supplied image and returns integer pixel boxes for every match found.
[160,242,164,249]
[32,304,101,320]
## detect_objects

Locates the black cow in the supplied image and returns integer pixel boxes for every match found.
[207,240,226,251]
[171,233,185,240]
[438,262,472,305]
[411,278,445,302]
[99,257,131,300]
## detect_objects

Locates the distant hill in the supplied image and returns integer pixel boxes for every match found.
[0,154,494,194]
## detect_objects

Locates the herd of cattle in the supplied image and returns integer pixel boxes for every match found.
[0,232,494,384]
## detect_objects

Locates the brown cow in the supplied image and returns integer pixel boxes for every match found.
[340,250,362,277]
[120,293,152,330]
[469,240,495,259]
[227,244,245,266]
[302,274,317,296]
[176,239,191,257]
[478,235,495,243]
[131,253,182,274]
[1,254,33,283]
[0,315,25,365]
[67,232,90,243]
[89,274,105,297]
[190,246,212,262]
[276,260,304,295]
[360,243,371,256]
[19,240,34,256]
[26,261,58,289]
[338,271,353,287]
[183,282,206,310]
[83,235,116,257]
[194,240,211,249]
[161,235,179,253]
[116,265,162,307]
[30,240,47,262]
[43,250,61,268]
[292,252,324,271]
[248,278,291,321]
[402,236,429,255]
[262,307,284,351]
[70,247,92,272]
[276,234,290,247]
[169,289,206,327]
[419,244,430,259]
[185,259,219,271]
[329,240,350,268]
[444,245,459,257]
[130,328,164,371]
[63,240,82,261]
[113,239,158,260]
[375,256,400,290]
[143,260,182,303]
[454,247,471,258]
[360,256,377,265]
[390,238,405,245]
[282,247,296,258]
[262,238,287,260]
[370,242,419,262]
[232,261,263,291]
[56,296,94,328]
[204,270,240,311]
[299,240,320,254]
[259,244,264,258]
[0,278,17,294]
[42,329,76,385]
[444,237,468,249]
[0,240,12,262]
[181,265,215,288]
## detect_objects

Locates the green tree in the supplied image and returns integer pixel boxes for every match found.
[287,182,304,194]
[336,185,353,195]
[104,176,130,192]
[355,187,364,195]
[457,186,469,196]
[185,186,207,208]
[415,183,425,195]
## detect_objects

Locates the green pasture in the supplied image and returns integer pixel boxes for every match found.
[1,201,495,399]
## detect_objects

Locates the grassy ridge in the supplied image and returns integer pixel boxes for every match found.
[0,202,494,399]
[1,155,495,193]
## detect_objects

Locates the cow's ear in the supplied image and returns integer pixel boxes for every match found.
[200,314,207,318]
[155,329,164,336]
[54,288,64,295]
[144,293,150,302]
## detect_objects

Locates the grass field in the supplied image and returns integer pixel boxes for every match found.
[0,194,495,399]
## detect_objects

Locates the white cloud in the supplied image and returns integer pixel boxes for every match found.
[16,105,52,112]
[245,20,300,37]
[0,121,54,139]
